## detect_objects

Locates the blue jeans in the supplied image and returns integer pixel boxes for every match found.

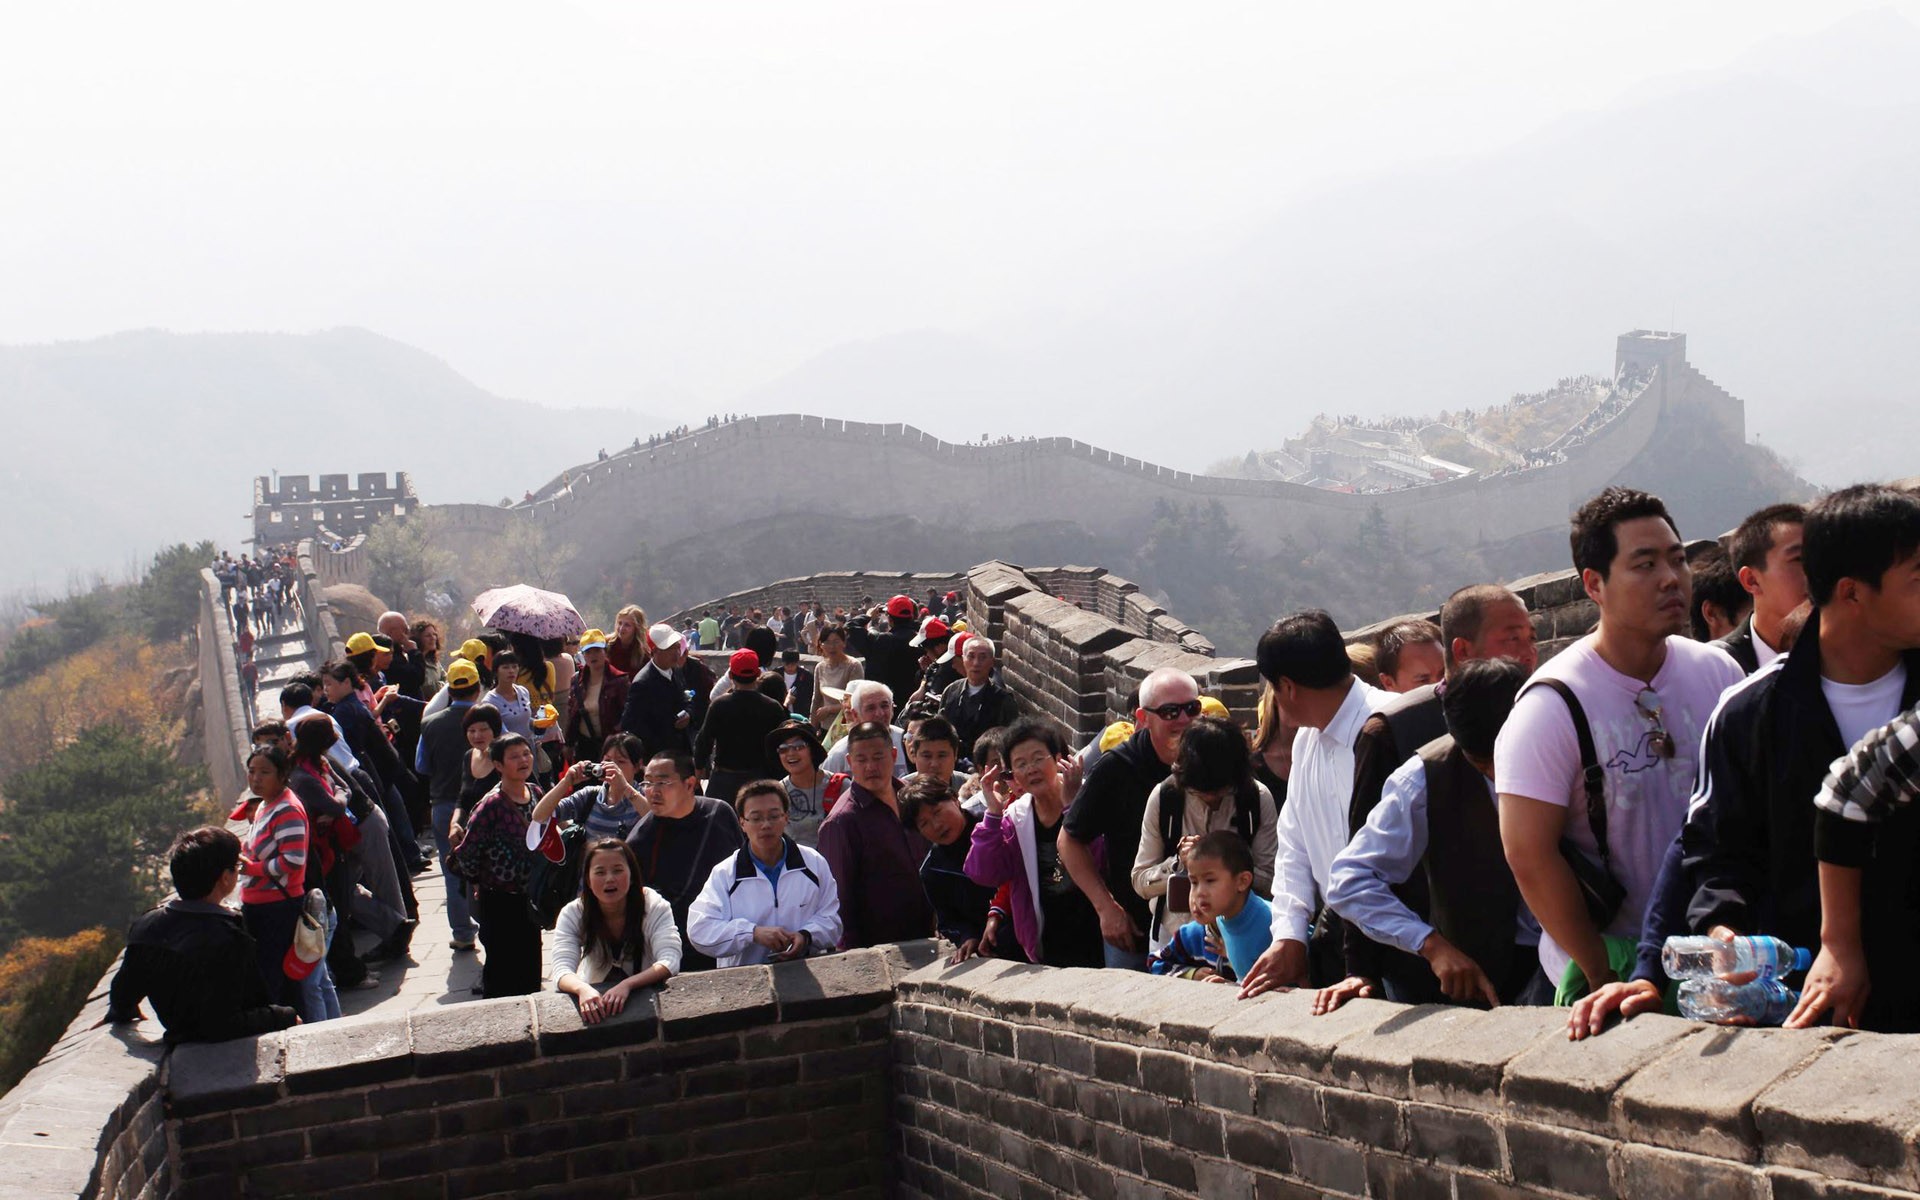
[297,907,342,1022]
[432,800,476,942]
[1104,943,1150,972]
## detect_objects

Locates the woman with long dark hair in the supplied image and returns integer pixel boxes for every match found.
[552,840,680,1023]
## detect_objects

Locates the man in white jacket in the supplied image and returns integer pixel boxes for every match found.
[688,780,843,967]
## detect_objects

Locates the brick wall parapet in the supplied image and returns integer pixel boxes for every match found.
[892,955,1910,1200]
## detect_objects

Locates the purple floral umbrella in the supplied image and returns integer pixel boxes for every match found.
[470,584,587,640]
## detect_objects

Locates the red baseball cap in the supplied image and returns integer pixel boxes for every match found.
[886,595,916,619]
[728,649,761,679]
[937,630,972,664]
[909,616,950,648]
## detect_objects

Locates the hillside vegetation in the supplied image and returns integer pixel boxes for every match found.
[0,545,216,1093]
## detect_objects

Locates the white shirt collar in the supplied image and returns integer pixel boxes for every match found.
[1320,677,1385,751]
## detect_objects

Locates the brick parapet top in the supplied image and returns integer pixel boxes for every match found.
[894,956,1913,1192]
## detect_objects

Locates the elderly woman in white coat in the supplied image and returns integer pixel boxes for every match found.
[687,781,842,968]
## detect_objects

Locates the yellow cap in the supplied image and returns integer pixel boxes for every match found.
[444,660,481,689]
[1198,696,1230,720]
[1099,720,1136,752]
[345,631,377,656]
[579,628,609,653]
[531,703,559,729]
[458,638,491,665]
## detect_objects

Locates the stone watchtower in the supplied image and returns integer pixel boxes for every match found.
[251,471,418,546]
[1616,329,1686,377]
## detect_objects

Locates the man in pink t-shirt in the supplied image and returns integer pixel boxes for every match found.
[1495,488,1743,996]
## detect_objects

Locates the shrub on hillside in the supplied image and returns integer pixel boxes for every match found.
[0,928,123,1094]
[0,725,207,948]
[0,635,179,783]
[133,541,217,643]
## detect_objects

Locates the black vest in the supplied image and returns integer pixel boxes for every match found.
[1417,734,1522,998]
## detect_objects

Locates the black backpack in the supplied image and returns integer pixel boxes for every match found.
[1151,780,1261,939]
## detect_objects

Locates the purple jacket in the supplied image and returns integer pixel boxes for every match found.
[964,796,1103,964]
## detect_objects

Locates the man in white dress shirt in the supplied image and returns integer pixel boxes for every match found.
[1238,610,1390,998]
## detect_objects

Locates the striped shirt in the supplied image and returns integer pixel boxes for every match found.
[1816,702,1920,826]
[240,791,308,904]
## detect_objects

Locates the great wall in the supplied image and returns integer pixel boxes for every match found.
[11,328,1913,1199]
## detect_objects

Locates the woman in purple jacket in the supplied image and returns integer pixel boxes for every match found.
[964,719,1105,967]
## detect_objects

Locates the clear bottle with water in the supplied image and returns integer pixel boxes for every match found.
[1676,976,1797,1026]
[1661,935,1811,981]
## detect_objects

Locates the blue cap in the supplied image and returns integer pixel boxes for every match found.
[1793,946,1813,972]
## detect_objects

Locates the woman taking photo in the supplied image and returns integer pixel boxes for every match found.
[532,733,645,842]
[964,719,1105,968]
[232,745,309,1010]
[447,734,544,997]
[552,840,681,1023]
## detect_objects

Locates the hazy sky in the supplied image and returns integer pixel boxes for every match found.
[4,1,1916,418]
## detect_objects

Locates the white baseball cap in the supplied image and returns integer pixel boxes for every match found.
[647,622,683,650]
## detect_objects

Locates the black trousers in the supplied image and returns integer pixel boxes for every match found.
[244,896,304,1006]
[475,888,542,998]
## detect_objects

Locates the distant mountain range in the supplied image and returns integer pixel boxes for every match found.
[731,9,1920,487]
[0,328,665,595]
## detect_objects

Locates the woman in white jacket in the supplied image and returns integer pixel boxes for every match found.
[688,781,842,967]
[553,839,682,1023]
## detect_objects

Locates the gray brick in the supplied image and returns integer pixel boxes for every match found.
[1366,1152,1457,1200]
[1405,1102,1501,1172]
[657,965,776,1039]
[283,1016,412,1093]
[1168,1104,1224,1157]
[1195,1062,1257,1114]
[1322,1087,1404,1152]
[1254,1074,1324,1132]
[1506,1120,1615,1197]
[409,997,535,1075]
[1617,1143,1765,1200]
[1138,1049,1193,1102]
[530,988,659,1055]
[1620,1024,1839,1162]
[1408,1004,1565,1113]
[771,948,893,1021]
[165,1033,286,1116]
[1753,1032,1920,1190]
[1288,1133,1366,1194]
[1225,1115,1293,1174]
[1502,1011,1697,1133]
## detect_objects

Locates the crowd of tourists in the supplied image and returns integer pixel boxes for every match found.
[110,481,1920,1048]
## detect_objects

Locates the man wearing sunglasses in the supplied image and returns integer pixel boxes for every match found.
[1060,667,1202,969]
[1495,487,1743,1005]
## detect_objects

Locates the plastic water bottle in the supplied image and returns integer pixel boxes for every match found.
[1676,977,1797,1026]
[1660,935,1811,981]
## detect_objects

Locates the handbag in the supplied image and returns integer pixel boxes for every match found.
[279,884,330,981]
[1524,679,1626,928]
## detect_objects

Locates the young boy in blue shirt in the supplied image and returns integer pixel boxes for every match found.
[1150,831,1272,983]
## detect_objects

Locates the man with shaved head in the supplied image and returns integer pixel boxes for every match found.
[1060,666,1201,970]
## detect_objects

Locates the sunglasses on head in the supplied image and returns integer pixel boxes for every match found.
[1635,687,1676,758]
[1144,699,1204,721]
